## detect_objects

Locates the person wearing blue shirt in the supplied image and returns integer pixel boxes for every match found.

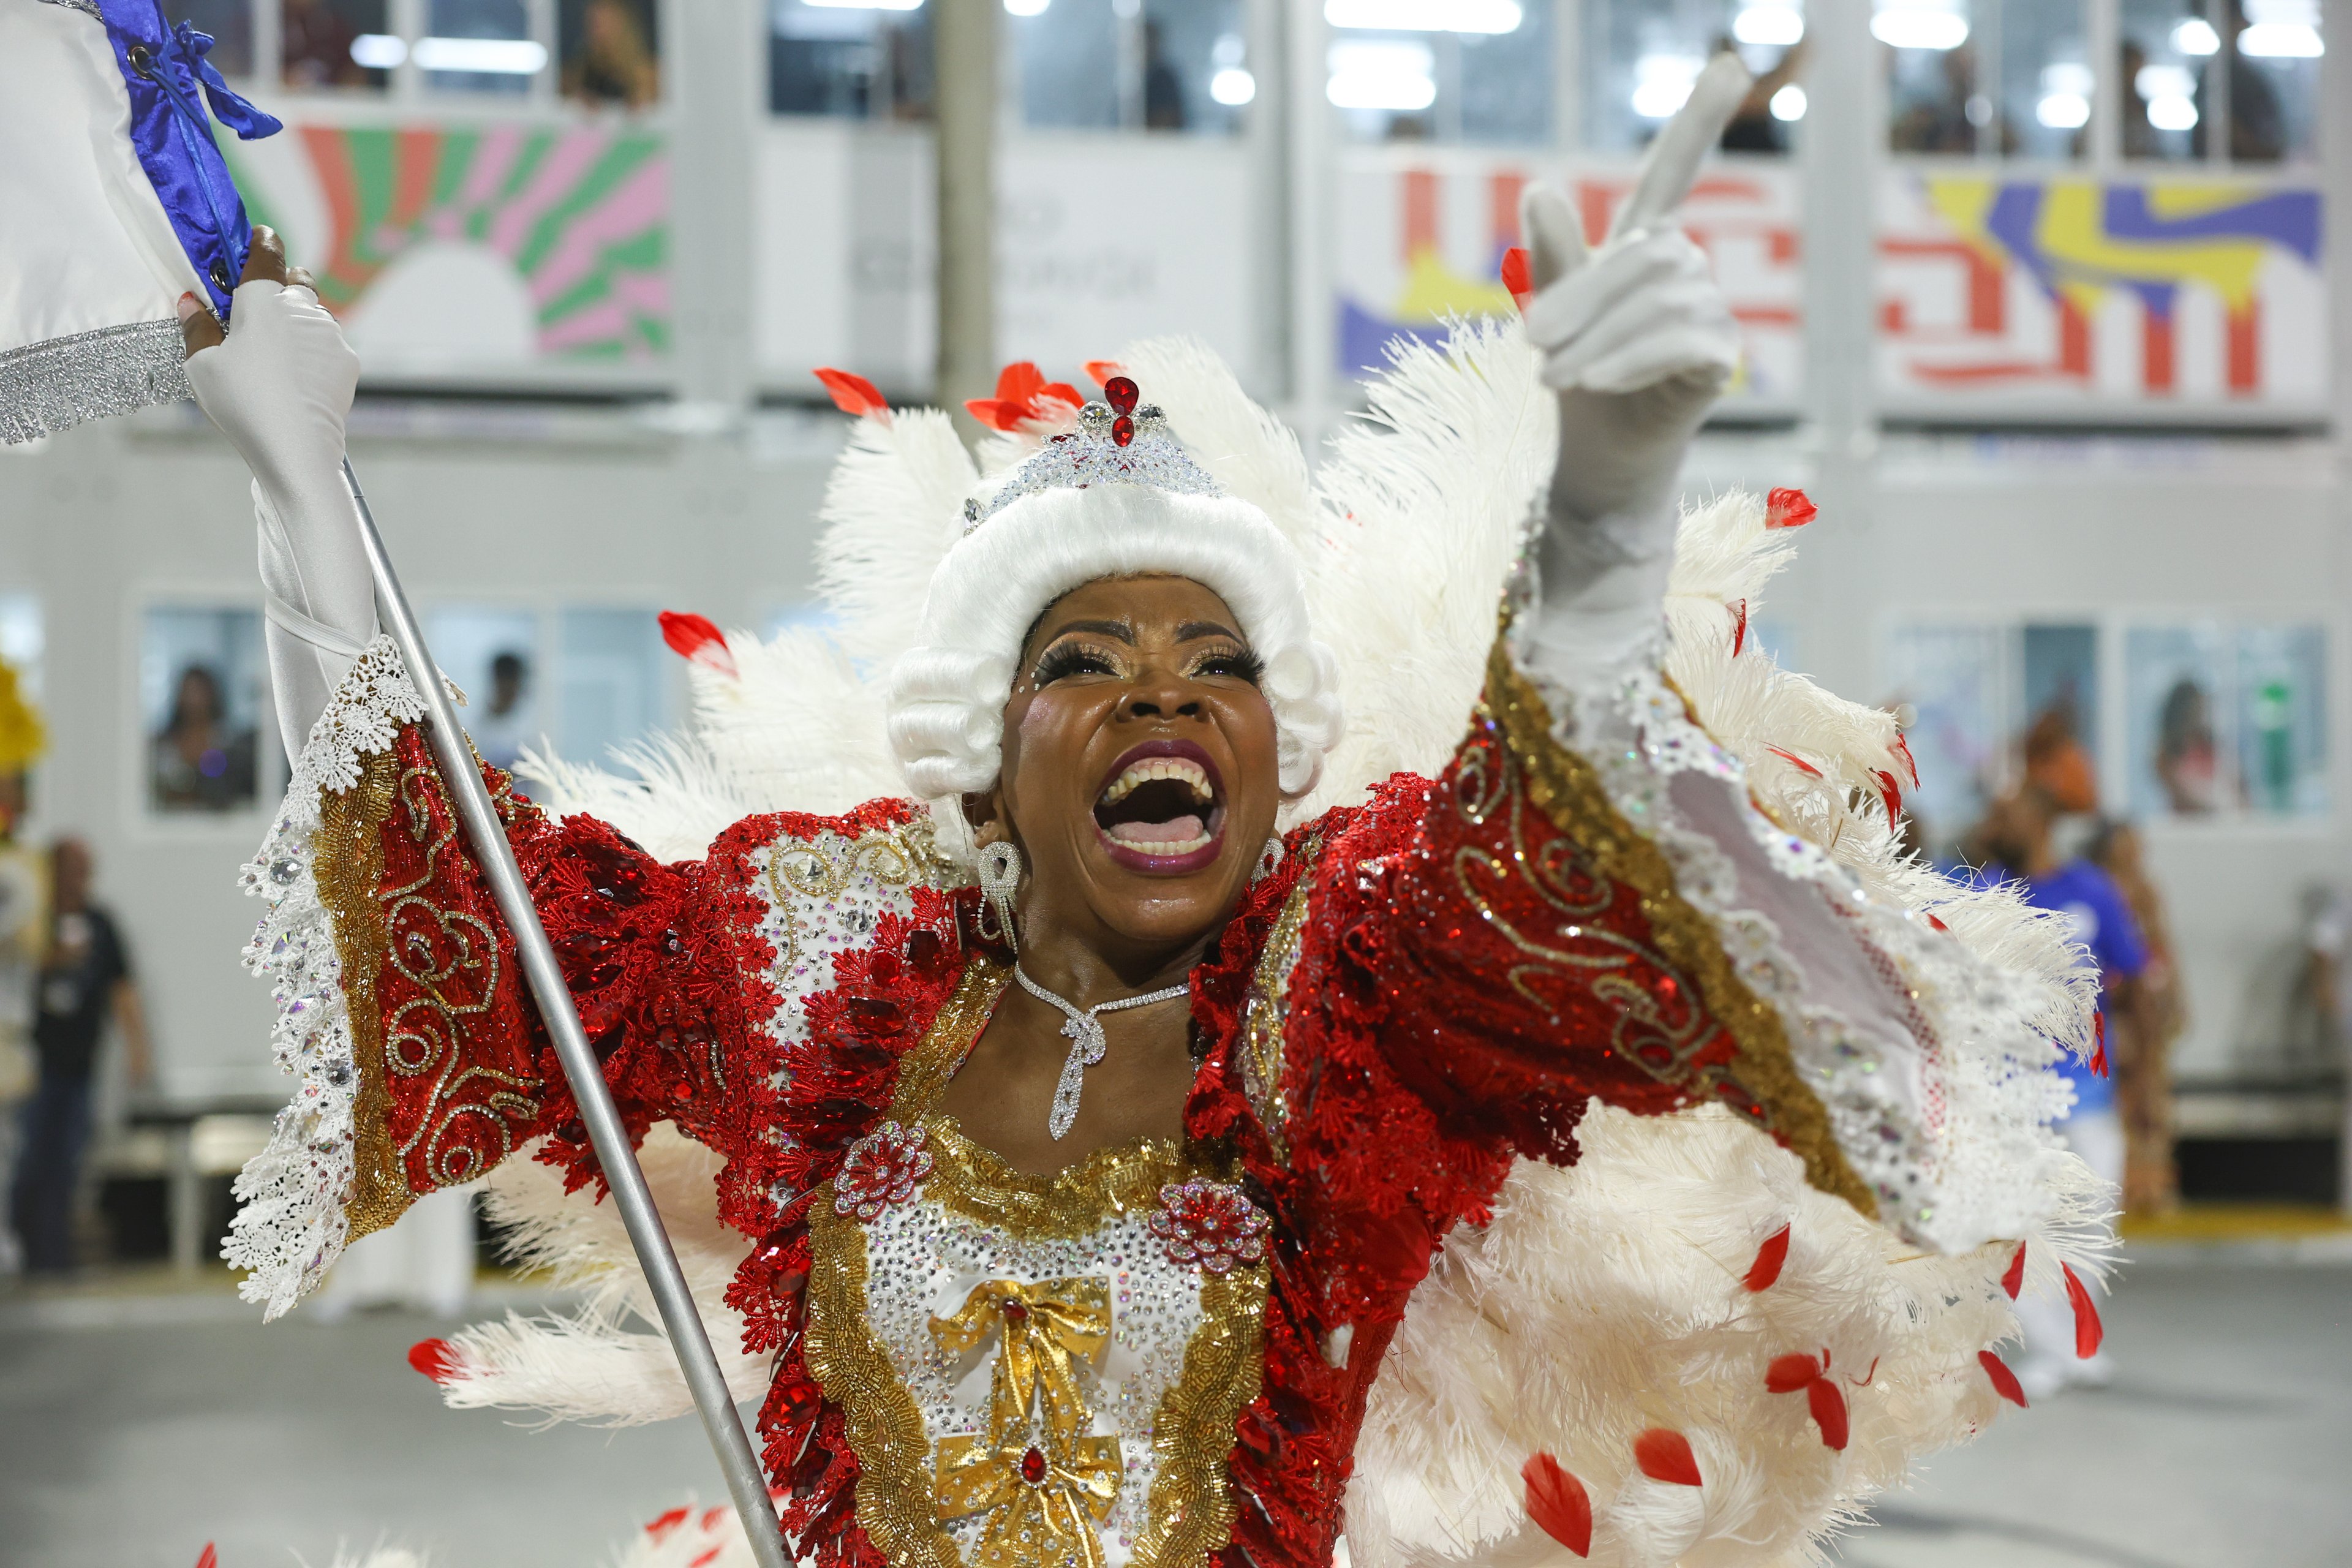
[1969,783,2148,1397]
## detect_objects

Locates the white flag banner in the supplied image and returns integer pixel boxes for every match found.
[0,0,280,443]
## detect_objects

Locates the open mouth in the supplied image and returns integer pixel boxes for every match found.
[1092,741,1226,873]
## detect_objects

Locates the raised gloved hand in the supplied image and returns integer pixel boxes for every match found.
[1517,56,1748,680]
[179,227,375,758]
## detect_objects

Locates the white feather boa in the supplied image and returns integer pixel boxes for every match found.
[435,320,2104,1567]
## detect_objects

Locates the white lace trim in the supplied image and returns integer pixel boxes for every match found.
[1524,646,2101,1264]
[223,638,428,1319]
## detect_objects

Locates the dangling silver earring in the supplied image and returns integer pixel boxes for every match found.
[1253,835,1285,883]
[976,839,1023,953]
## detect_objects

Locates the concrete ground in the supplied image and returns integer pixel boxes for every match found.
[1,1250,2346,1568]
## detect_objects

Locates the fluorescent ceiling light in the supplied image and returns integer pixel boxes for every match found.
[2035,91,2089,128]
[1210,67,1257,105]
[1630,52,1702,119]
[1003,0,1049,13]
[1325,0,1523,35]
[1733,4,1804,47]
[2135,63,2195,99]
[2041,61,2094,95]
[1327,39,1436,110]
[2170,17,2219,54]
[804,0,924,9]
[350,32,406,67]
[1871,4,1968,50]
[2147,94,2199,130]
[1770,82,1807,120]
[410,36,550,72]
[2239,23,2323,57]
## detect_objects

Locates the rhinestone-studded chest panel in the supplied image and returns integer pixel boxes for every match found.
[801,962,1270,1568]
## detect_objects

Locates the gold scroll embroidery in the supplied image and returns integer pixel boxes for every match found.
[804,955,1270,1568]
[1483,636,1879,1219]
[766,818,951,976]
[1237,873,1313,1161]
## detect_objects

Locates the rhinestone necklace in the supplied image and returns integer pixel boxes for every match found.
[1013,964,1191,1140]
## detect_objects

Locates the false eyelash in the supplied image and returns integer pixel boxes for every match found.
[1032,643,1120,685]
[1196,648,1266,686]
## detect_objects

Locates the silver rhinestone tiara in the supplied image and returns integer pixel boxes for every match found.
[962,375,1224,532]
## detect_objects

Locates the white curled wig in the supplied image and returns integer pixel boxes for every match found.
[883,407,1342,862]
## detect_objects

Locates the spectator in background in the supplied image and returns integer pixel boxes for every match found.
[1718,36,1806,153]
[0,659,45,1275]
[1143,21,1185,131]
[282,0,370,89]
[150,664,258,813]
[1969,784,2147,1398]
[2089,820,2186,1215]
[9,840,149,1275]
[563,0,661,111]
[2155,676,2221,814]
[471,650,534,774]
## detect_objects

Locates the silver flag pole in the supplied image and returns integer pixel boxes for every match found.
[340,460,792,1568]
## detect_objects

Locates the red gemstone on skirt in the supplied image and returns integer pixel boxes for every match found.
[1020,1446,1047,1483]
[1003,1299,1028,1324]
[1104,375,1139,415]
[1112,415,1136,447]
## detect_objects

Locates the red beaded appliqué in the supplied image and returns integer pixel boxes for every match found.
[1150,1179,1270,1275]
[833,1120,933,1219]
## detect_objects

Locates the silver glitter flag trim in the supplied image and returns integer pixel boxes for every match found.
[1,320,194,445]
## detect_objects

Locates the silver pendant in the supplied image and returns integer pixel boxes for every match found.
[1047,1014,1109,1140]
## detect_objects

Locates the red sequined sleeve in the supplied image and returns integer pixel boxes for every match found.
[318,723,768,1241]
[1366,639,1852,1183]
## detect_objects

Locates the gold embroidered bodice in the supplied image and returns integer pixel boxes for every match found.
[802,960,1272,1568]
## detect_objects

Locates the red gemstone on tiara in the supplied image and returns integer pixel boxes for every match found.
[1104,376,1139,415]
[1112,415,1136,447]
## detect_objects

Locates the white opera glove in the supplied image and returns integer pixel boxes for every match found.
[1520,56,1747,688]
[183,280,377,761]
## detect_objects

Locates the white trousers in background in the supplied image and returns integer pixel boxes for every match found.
[310,1183,477,1321]
[2016,1107,2124,1390]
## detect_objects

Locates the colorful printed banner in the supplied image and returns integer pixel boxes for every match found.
[227,119,669,369]
[1879,173,2323,406]
[1335,156,1804,402]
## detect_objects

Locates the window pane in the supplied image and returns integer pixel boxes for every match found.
[424,0,537,98]
[559,0,662,110]
[2000,0,2089,159]
[162,0,254,77]
[557,608,671,764]
[1885,624,2007,858]
[2237,625,2327,815]
[1017,0,1122,130]
[769,0,930,120]
[1882,1,1983,153]
[142,608,268,816]
[426,608,542,774]
[1588,0,1795,156]
[2120,0,2212,159]
[2229,1,2321,162]
[2126,624,2233,817]
[1336,0,1553,146]
[281,0,391,91]
[1141,0,1250,136]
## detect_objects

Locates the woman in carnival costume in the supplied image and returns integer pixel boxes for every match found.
[182,64,2108,1568]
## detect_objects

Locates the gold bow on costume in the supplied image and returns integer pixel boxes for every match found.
[930,1278,1123,1567]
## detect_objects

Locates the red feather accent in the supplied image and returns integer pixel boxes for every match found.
[1731,598,1749,657]
[811,366,887,420]
[1500,245,1534,309]
[1765,745,1822,778]
[1521,1452,1593,1556]
[690,1549,722,1568]
[967,362,1086,431]
[1893,731,1920,787]
[1766,486,1817,529]
[1766,1351,1824,1393]
[1807,1378,1851,1450]
[646,1507,691,1539]
[2002,1240,2027,1300]
[658,610,739,679]
[1979,1349,2029,1408]
[407,1337,460,1384]
[2090,1012,2110,1078]
[1744,1223,1791,1291]
[2064,1264,2105,1359]
[195,1546,218,1568]
[1083,359,1125,388]
[1876,769,1905,823]
[1633,1428,1703,1487]
[1926,912,1950,933]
